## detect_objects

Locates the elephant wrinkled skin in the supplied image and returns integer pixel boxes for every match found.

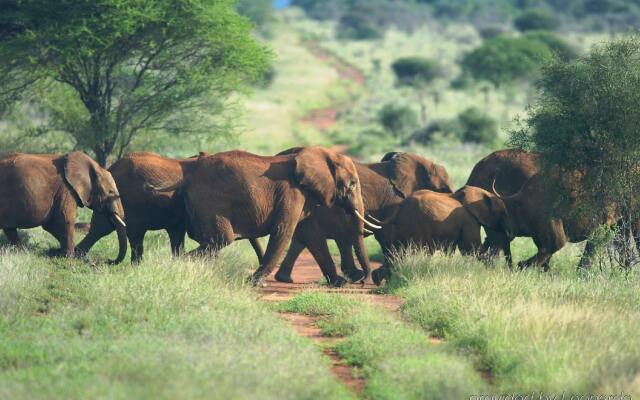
[0,152,126,261]
[76,152,264,264]
[168,146,371,287]
[274,150,453,284]
[371,186,511,285]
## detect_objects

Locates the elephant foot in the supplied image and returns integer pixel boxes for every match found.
[326,275,347,288]
[344,269,366,284]
[372,267,390,286]
[249,274,268,288]
[274,272,294,284]
[47,248,70,258]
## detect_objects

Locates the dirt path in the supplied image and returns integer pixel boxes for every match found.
[259,251,401,395]
[299,41,366,132]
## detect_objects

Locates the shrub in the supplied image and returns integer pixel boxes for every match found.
[377,104,420,138]
[392,57,443,87]
[514,9,560,32]
[404,119,462,145]
[336,12,383,40]
[510,36,640,232]
[461,33,576,86]
[457,107,499,144]
[478,26,508,40]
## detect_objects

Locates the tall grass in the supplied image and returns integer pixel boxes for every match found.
[390,248,640,396]
[280,292,488,399]
[0,230,352,400]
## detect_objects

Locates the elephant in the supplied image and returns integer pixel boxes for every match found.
[465,149,540,265]
[0,152,127,260]
[274,149,454,284]
[156,146,374,287]
[491,173,617,271]
[75,152,264,263]
[371,186,512,285]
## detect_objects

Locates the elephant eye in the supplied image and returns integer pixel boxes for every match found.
[349,181,356,190]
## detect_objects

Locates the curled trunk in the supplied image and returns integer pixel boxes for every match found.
[109,221,128,264]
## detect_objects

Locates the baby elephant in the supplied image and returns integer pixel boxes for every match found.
[0,152,127,260]
[372,186,512,285]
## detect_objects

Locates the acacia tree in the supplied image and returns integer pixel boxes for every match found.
[510,37,640,264]
[0,0,270,166]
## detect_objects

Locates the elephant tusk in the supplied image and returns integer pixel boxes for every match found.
[113,215,127,228]
[367,214,382,224]
[354,209,382,230]
[363,228,374,235]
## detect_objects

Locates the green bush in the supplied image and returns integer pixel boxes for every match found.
[336,12,383,40]
[391,57,443,87]
[404,119,462,145]
[514,9,560,31]
[510,36,640,231]
[457,107,499,144]
[377,104,420,138]
[461,32,576,86]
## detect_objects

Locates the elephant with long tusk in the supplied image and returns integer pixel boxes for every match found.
[274,149,454,285]
[0,152,127,262]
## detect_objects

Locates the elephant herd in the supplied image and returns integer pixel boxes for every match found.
[0,146,610,287]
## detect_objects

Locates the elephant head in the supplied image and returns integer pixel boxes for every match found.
[64,151,128,263]
[455,185,514,239]
[294,146,376,278]
[382,152,454,196]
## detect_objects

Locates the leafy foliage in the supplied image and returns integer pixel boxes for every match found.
[392,57,443,88]
[336,11,384,40]
[377,103,420,138]
[510,36,640,227]
[0,0,270,165]
[461,32,576,86]
[514,9,560,31]
[456,107,499,144]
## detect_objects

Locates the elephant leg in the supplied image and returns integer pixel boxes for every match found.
[75,212,115,257]
[518,249,553,271]
[44,219,75,257]
[304,235,347,287]
[251,207,305,286]
[275,237,305,283]
[249,238,265,265]
[129,230,147,263]
[577,239,598,271]
[460,223,482,257]
[187,216,234,258]
[4,228,20,246]
[167,226,186,257]
[337,240,365,283]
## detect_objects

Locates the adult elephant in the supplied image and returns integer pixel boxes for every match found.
[75,152,264,263]
[0,152,126,261]
[492,173,617,270]
[158,146,374,287]
[371,186,512,285]
[274,150,454,284]
[465,149,539,265]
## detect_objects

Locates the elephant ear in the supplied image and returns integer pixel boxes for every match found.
[456,186,503,229]
[295,147,336,207]
[385,152,453,197]
[64,151,96,208]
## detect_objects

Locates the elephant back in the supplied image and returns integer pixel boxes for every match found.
[466,149,539,196]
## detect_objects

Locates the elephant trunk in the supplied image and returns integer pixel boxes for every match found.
[354,233,371,282]
[109,202,127,264]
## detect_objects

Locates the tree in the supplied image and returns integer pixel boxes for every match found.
[0,0,270,166]
[514,9,560,32]
[391,57,443,124]
[237,0,273,29]
[377,103,419,138]
[461,33,576,87]
[510,37,640,244]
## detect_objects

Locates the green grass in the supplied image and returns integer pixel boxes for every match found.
[0,229,352,400]
[279,292,488,399]
[387,249,640,396]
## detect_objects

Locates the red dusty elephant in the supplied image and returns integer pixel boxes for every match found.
[156,146,374,287]
[0,152,127,261]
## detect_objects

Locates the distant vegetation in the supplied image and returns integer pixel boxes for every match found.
[293,0,640,33]
[461,32,576,87]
